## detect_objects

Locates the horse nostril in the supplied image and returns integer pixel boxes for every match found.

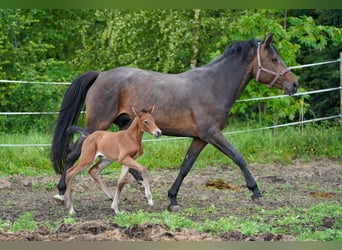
[155,130,162,138]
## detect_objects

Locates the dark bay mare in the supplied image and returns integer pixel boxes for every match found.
[51,33,298,211]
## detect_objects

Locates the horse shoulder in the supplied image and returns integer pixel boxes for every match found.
[115,131,141,160]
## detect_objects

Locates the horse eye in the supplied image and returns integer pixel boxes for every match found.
[272,57,278,62]
[143,120,148,124]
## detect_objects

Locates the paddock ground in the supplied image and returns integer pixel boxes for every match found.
[0,159,341,241]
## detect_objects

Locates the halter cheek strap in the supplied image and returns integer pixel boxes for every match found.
[255,42,290,88]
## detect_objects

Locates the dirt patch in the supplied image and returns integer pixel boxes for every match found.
[0,159,341,241]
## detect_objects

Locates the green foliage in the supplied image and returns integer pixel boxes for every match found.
[0,212,38,232]
[1,122,340,176]
[112,203,341,240]
[0,132,52,176]
[0,9,341,132]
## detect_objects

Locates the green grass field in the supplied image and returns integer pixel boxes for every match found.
[0,122,341,240]
[0,122,340,176]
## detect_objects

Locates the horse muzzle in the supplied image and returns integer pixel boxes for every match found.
[284,81,299,96]
[153,129,162,138]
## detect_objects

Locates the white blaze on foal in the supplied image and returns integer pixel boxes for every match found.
[64,105,161,215]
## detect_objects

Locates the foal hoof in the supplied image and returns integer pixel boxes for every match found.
[167,204,181,213]
[53,194,65,205]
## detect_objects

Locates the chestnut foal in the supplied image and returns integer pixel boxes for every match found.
[64,105,161,215]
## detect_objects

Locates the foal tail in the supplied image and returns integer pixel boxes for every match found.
[51,71,99,174]
[67,125,89,138]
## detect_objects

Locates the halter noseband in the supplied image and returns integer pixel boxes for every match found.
[255,42,290,88]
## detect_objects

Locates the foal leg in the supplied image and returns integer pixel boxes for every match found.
[55,137,84,203]
[205,129,262,200]
[88,158,114,200]
[65,162,90,215]
[167,138,207,212]
[112,165,130,214]
[116,158,153,209]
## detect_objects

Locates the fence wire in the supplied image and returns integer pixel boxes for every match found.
[0,58,341,147]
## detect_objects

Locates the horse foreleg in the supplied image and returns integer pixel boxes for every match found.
[128,168,144,186]
[112,165,130,214]
[167,138,207,212]
[114,158,153,213]
[88,158,113,200]
[205,130,262,200]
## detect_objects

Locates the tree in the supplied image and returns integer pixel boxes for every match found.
[0,9,341,133]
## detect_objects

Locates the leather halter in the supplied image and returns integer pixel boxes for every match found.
[255,42,290,88]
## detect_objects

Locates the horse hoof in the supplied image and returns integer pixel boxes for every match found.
[53,194,65,205]
[251,195,266,206]
[167,204,181,213]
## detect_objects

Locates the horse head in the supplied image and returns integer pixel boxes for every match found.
[131,104,162,138]
[253,33,299,95]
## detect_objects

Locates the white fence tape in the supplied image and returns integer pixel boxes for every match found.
[0,87,340,116]
[0,79,70,85]
[0,57,341,147]
[0,58,340,86]
[0,114,340,147]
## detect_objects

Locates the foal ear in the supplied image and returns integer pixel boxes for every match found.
[148,104,155,113]
[262,33,273,48]
[131,106,138,116]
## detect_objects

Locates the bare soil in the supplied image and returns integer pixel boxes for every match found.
[0,159,341,241]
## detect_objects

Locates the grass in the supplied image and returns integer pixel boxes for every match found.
[0,122,340,176]
[0,122,341,240]
[1,203,340,240]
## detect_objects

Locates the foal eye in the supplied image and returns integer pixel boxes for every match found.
[143,120,148,124]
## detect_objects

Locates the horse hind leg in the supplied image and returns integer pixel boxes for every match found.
[54,139,84,204]
[204,129,262,200]
[88,157,114,200]
[65,151,94,215]
[167,138,207,212]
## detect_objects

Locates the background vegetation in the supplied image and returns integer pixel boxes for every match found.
[0,9,341,134]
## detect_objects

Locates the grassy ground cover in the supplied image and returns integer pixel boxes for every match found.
[0,122,340,176]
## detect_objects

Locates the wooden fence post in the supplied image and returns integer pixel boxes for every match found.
[340,52,342,123]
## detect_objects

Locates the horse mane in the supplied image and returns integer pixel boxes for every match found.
[205,38,260,67]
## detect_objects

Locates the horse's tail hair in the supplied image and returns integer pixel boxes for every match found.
[51,71,99,174]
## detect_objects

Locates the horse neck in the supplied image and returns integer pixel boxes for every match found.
[208,49,255,108]
[126,117,144,142]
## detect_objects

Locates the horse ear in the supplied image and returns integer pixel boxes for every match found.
[148,104,155,113]
[131,106,138,116]
[262,33,273,48]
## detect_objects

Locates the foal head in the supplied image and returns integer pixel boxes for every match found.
[252,33,298,95]
[131,104,162,138]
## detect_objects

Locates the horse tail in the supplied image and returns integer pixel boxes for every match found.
[67,125,89,138]
[51,71,99,174]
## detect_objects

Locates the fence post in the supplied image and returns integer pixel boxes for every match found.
[340,52,342,123]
